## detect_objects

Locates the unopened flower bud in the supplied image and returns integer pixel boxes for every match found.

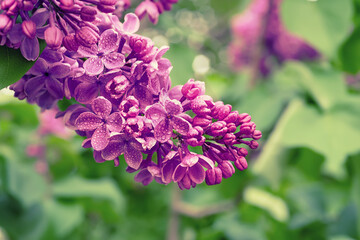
[193,114,212,128]
[185,126,205,146]
[181,78,205,100]
[210,121,227,137]
[80,6,97,22]
[253,130,262,140]
[223,133,235,145]
[223,111,240,124]
[249,140,259,149]
[60,0,74,8]
[191,95,214,116]
[45,26,63,49]
[234,156,248,171]
[21,20,36,39]
[219,161,235,178]
[205,167,222,185]
[63,33,79,52]
[100,0,116,5]
[21,0,33,11]
[97,4,115,13]
[76,26,99,47]
[1,0,15,10]
[238,113,251,124]
[0,14,13,33]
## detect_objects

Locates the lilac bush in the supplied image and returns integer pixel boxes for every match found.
[228,0,320,76]
[1,0,261,189]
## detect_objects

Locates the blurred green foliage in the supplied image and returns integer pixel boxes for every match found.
[1,0,360,239]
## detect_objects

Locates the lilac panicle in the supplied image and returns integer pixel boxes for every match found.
[228,0,319,76]
[7,8,261,190]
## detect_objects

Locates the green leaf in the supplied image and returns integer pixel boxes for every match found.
[339,26,360,74]
[214,212,267,240]
[280,100,360,179]
[0,45,41,89]
[53,175,125,212]
[281,0,353,58]
[45,200,84,238]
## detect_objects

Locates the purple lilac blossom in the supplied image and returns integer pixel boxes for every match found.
[228,0,319,76]
[8,9,261,189]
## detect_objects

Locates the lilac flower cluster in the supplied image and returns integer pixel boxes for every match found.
[0,0,177,61]
[228,0,319,76]
[7,5,261,189]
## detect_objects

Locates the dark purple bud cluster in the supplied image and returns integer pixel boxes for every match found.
[228,0,319,76]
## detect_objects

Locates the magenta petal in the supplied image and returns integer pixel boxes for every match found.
[154,118,172,143]
[21,37,39,61]
[101,141,124,160]
[75,112,103,131]
[91,124,110,151]
[93,150,106,163]
[124,144,142,170]
[189,163,205,184]
[165,99,182,115]
[82,138,92,148]
[198,155,215,169]
[123,13,140,34]
[181,154,198,168]
[49,63,71,78]
[180,174,192,189]
[83,57,104,76]
[92,97,112,118]
[102,52,125,69]
[29,58,47,75]
[145,103,166,126]
[170,116,190,135]
[45,77,63,99]
[98,29,119,54]
[74,83,99,104]
[173,165,186,182]
[161,161,176,184]
[107,112,124,132]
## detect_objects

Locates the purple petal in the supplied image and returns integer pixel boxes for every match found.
[92,97,112,118]
[98,29,119,54]
[154,118,172,143]
[93,151,106,163]
[101,141,124,160]
[75,112,103,131]
[77,44,98,58]
[21,37,39,61]
[40,49,64,63]
[49,63,71,79]
[102,52,125,70]
[189,163,205,184]
[82,138,92,148]
[180,174,192,189]
[8,24,24,44]
[133,85,153,108]
[24,76,46,98]
[29,58,48,75]
[123,13,140,34]
[181,154,198,168]
[170,116,190,135]
[31,8,49,26]
[198,155,215,169]
[83,57,104,76]
[134,169,152,185]
[106,112,124,132]
[124,144,142,170]
[173,165,186,182]
[76,74,97,84]
[162,161,176,184]
[74,83,99,104]
[91,124,110,151]
[45,77,64,99]
[145,103,166,126]
[165,99,182,115]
